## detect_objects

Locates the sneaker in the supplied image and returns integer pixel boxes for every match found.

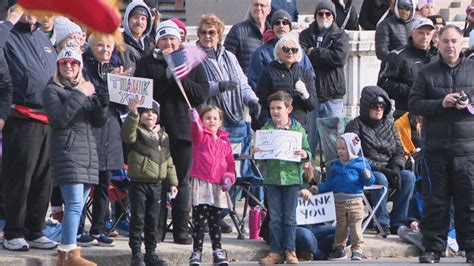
[328,249,347,260]
[145,251,168,266]
[27,236,57,250]
[3,238,29,251]
[212,249,229,265]
[76,234,98,247]
[189,251,202,266]
[116,220,130,237]
[466,250,473,264]
[351,251,363,261]
[131,252,145,266]
[91,234,115,247]
[220,220,232,234]
[419,251,441,263]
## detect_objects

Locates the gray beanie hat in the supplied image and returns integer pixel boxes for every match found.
[271,9,292,30]
[54,17,83,46]
[314,1,337,19]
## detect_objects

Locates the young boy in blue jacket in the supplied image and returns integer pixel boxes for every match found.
[311,132,375,261]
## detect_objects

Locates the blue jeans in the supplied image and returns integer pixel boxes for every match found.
[371,170,415,229]
[266,185,299,253]
[318,99,345,118]
[309,100,345,155]
[60,183,91,245]
[295,225,338,260]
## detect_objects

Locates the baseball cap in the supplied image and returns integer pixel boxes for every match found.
[411,18,435,31]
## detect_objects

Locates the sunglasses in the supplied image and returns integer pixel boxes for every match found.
[58,58,80,66]
[317,11,332,17]
[199,29,217,37]
[282,46,299,54]
[369,104,386,110]
[274,20,290,26]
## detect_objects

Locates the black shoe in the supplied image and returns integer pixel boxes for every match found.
[144,251,168,266]
[173,235,192,245]
[189,251,202,266]
[213,249,229,265]
[131,252,145,266]
[328,249,347,260]
[419,251,441,263]
[466,250,474,264]
[220,220,233,234]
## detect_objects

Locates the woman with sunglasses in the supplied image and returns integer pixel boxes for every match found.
[42,42,108,266]
[255,33,317,132]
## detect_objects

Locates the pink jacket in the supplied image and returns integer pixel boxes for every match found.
[189,118,236,185]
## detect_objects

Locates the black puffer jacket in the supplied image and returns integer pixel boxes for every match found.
[42,82,108,186]
[0,52,12,120]
[299,22,349,101]
[255,60,317,130]
[409,57,474,155]
[345,86,405,171]
[359,0,392,30]
[378,38,438,112]
[135,49,209,141]
[332,0,359,30]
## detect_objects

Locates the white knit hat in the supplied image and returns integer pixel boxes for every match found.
[155,20,181,43]
[54,17,83,46]
[57,41,83,65]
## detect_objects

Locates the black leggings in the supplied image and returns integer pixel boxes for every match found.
[192,204,222,252]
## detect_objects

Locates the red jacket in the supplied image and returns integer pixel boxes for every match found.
[190,118,236,185]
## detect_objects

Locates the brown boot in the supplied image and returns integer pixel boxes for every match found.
[63,248,97,266]
[285,249,299,264]
[259,252,285,264]
[56,250,66,266]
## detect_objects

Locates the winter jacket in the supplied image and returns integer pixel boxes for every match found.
[332,0,359,30]
[42,82,108,186]
[189,117,235,185]
[378,38,438,113]
[375,0,416,61]
[122,1,155,74]
[359,0,392,30]
[268,0,299,22]
[247,35,315,90]
[121,112,179,185]
[82,49,125,171]
[223,17,271,74]
[299,22,349,101]
[345,86,405,171]
[200,44,258,124]
[259,119,311,186]
[318,157,375,194]
[1,21,56,111]
[135,49,209,141]
[409,56,474,155]
[0,52,12,120]
[256,60,317,130]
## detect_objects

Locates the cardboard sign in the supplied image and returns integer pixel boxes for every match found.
[107,74,153,108]
[254,130,303,162]
[296,192,336,225]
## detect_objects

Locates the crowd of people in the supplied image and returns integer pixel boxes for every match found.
[0,0,474,265]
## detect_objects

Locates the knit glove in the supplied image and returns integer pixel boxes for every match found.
[188,108,199,122]
[381,166,401,190]
[248,100,261,118]
[218,80,239,92]
[221,175,233,192]
[294,80,310,100]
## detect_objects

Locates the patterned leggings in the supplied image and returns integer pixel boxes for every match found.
[192,204,222,252]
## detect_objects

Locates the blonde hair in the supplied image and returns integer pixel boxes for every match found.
[199,105,224,121]
[53,63,86,89]
[197,13,225,44]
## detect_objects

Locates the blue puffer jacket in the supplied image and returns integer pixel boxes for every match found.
[318,157,375,195]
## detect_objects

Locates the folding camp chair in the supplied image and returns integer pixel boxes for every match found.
[315,116,388,234]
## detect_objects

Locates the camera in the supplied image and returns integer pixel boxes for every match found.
[455,95,468,102]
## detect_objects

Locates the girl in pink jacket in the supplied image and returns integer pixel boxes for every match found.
[188,105,235,266]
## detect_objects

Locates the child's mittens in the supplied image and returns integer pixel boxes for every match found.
[188,108,199,122]
[310,185,319,194]
[364,169,371,180]
[221,175,233,192]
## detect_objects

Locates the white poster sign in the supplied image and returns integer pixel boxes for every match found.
[107,74,153,108]
[254,130,303,162]
[296,192,336,225]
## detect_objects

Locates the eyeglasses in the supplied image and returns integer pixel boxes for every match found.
[199,29,217,37]
[397,5,412,11]
[369,104,386,110]
[317,11,332,17]
[282,46,299,54]
[273,20,290,26]
[58,58,80,66]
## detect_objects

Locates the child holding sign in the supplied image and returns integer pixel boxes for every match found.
[311,133,375,261]
[256,91,311,265]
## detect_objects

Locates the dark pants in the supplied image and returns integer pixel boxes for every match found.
[421,152,474,252]
[50,186,63,207]
[128,182,161,253]
[192,204,222,252]
[1,118,52,240]
[169,138,192,240]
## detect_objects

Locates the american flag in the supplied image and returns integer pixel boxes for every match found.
[166,45,207,80]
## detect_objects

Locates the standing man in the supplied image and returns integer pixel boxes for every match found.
[378,18,438,118]
[0,5,58,251]
[409,25,474,264]
[375,0,416,61]
[224,0,271,74]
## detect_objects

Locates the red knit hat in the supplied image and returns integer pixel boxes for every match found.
[170,18,187,36]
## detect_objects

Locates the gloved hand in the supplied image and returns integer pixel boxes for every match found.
[381,166,401,190]
[294,80,310,100]
[248,100,261,118]
[165,66,173,79]
[93,92,110,108]
[221,175,233,192]
[188,108,199,122]
[218,80,239,92]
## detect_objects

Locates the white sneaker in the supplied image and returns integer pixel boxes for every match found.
[3,238,29,251]
[27,236,58,250]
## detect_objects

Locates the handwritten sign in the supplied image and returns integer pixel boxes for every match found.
[107,74,153,108]
[254,130,303,162]
[296,192,336,225]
